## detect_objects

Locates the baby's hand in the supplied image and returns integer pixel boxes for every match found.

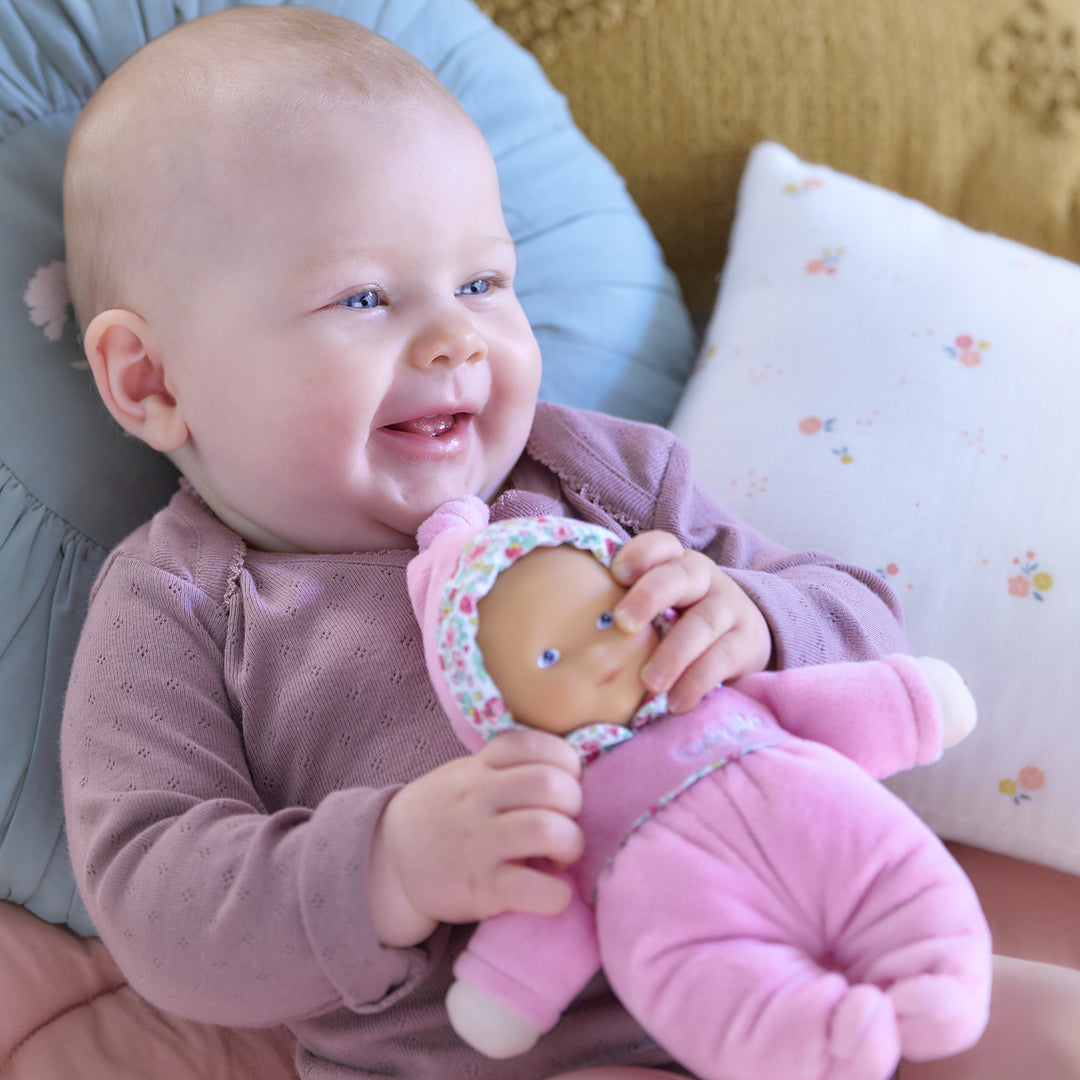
[611,531,773,713]
[368,730,584,946]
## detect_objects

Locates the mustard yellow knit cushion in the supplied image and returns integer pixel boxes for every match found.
[480,0,1080,316]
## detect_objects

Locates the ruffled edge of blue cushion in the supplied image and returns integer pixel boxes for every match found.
[0,462,96,934]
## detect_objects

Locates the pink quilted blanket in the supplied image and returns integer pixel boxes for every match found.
[0,900,296,1078]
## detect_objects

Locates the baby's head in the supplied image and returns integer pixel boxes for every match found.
[64,6,541,553]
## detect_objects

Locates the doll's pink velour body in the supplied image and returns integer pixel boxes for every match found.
[407,497,992,1080]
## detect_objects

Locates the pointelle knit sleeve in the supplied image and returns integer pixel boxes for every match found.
[61,519,438,1027]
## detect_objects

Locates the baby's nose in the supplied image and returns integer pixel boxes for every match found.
[410,309,486,368]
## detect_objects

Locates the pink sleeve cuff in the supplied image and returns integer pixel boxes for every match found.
[452,891,601,1032]
[881,654,944,767]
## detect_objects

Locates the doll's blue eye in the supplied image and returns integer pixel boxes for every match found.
[537,648,561,669]
[597,612,615,630]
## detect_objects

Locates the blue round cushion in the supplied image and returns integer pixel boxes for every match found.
[0,0,693,933]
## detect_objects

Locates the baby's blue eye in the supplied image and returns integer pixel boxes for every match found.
[339,290,380,310]
[537,648,561,669]
[597,612,615,630]
[457,279,489,296]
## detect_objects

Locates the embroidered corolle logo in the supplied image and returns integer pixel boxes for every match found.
[672,712,765,763]
[979,0,1080,133]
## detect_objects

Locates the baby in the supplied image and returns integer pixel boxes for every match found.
[60,6,929,1080]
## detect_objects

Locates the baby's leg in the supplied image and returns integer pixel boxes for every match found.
[546,1070,689,1080]
[946,841,1080,969]
[898,955,1080,1079]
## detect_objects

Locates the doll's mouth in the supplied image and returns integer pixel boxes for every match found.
[597,667,621,687]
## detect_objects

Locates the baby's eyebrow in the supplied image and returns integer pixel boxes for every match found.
[297,235,516,279]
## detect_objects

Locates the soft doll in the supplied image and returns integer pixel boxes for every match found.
[406,497,992,1080]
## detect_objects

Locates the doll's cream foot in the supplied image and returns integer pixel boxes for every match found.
[915,657,977,749]
[827,984,901,1080]
[888,974,988,1061]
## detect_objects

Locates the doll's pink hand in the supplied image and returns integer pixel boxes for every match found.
[368,729,584,946]
[611,531,773,712]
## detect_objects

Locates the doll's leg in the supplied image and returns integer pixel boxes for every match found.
[600,914,902,1080]
[596,802,903,1080]
[549,960,1080,1080]
[596,752,989,1080]
[736,745,990,1061]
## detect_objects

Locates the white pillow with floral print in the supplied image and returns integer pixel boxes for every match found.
[670,141,1080,873]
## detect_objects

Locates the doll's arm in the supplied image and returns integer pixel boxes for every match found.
[733,655,976,779]
[447,875,601,1058]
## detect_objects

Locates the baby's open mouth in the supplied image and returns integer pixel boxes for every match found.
[385,414,460,437]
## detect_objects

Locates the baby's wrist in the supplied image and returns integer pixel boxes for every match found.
[368,802,438,947]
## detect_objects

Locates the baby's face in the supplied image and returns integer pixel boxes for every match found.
[476,546,660,734]
[156,95,540,552]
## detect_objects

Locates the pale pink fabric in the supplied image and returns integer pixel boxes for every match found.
[0,900,296,1079]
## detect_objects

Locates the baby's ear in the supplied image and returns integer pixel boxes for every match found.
[83,309,188,453]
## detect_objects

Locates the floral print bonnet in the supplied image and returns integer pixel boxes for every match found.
[412,497,670,762]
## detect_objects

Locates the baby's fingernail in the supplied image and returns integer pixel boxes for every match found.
[665,694,686,713]
[614,607,639,633]
[641,664,663,692]
[611,561,632,585]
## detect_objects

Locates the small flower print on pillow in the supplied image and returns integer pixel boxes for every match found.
[944,334,990,368]
[1008,552,1054,601]
[797,413,879,465]
[805,247,845,274]
[999,765,1045,805]
[24,261,75,352]
[783,177,825,197]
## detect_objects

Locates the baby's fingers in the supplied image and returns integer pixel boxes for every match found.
[663,640,747,713]
[640,602,734,699]
[490,762,582,818]
[480,728,581,778]
[610,529,686,587]
[613,549,714,634]
[496,807,585,871]
[492,864,574,917]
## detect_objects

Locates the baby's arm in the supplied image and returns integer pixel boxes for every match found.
[368,729,584,946]
[62,553,462,1027]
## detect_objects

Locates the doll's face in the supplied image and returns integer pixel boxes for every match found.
[475,545,659,735]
